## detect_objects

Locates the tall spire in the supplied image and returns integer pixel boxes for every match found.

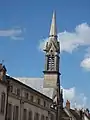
[49,11,57,37]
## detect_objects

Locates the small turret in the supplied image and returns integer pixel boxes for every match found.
[0,63,7,81]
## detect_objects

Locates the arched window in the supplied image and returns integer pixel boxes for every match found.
[13,105,19,120]
[46,117,48,120]
[51,114,54,120]
[47,55,55,70]
[34,112,39,120]
[23,109,27,120]
[41,115,45,120]
[28,110,32,120]
[7,103,12,120]
[0,92,5,114]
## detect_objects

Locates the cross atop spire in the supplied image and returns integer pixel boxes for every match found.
[49,11,57,37]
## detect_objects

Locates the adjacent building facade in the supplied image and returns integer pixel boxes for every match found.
[0,80,7,120]
[6,76,56,120]
[0,66,56,120]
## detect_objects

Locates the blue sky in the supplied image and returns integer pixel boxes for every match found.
[0,0,90,108]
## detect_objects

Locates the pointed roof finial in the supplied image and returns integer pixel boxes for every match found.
[49,11,57,37]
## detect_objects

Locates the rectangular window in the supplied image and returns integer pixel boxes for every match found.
[9,85,13,92]
[13,87,17,94]
[30,95,34,102]
[44,101,46,107]
[17,88,20,96]
[7,103,12,120]
[13,105,19,120]
[23,109,27,120]
[37,98,40,105]
[0,92,5,114]
[16,106,19,120]
[25,92,29,99]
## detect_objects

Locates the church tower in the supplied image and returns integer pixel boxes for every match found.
[43,11,60,88]
[43,11,62,120]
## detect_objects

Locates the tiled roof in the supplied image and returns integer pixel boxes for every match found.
[61,109,69,117]
[6,76,53,101]
[69,109,81,120]
[84,113,90,120]
[60,109,70,120]
[13,77,56,99]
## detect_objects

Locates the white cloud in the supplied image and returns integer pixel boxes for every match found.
[39,23,90,71]
[0,28,24,40]
[39,23,90,53]
[80,57,90,71]
[63,87,88,109]
[80,47,90,71]
[63,87,75,101]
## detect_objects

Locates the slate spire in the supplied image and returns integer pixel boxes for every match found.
[49,11,57,37]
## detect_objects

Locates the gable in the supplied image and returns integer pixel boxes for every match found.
[45,38,59,53]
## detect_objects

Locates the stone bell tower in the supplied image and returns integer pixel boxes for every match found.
[43,11,60,88]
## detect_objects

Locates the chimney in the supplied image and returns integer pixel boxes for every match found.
[80,110,83,120]
[66,100,70,109]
